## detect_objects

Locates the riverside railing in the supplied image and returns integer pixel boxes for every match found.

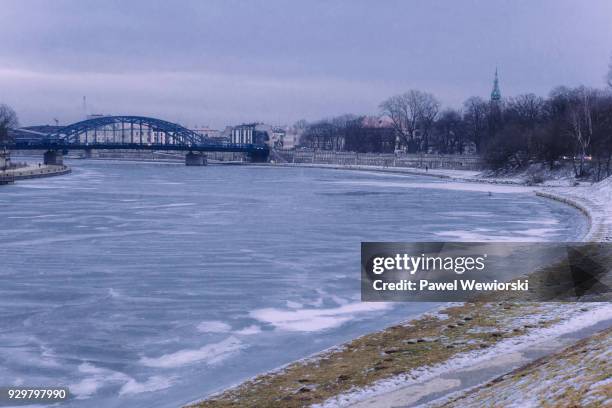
[273,149,483,170]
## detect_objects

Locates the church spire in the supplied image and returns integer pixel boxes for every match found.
[491,68,501,102]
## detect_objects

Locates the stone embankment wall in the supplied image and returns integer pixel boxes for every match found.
[273,149,483,170]
[12,149,483,169]
[11,150,246,162]
[86,150,244,162]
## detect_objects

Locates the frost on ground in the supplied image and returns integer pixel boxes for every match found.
[536,178,611,243]
[313,303,612,408]
[276,162,590,187]
[426,327,611,408]
[185,172,612,408]
[543,175,612,242]
[186,303,611,408]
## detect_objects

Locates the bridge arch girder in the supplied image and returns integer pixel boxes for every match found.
[50,116,206,146]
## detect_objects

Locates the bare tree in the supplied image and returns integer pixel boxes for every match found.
[330,114,362,151]
[0,104,19,145]
[293,119,308,132]
[413,91,440,152]
[505,94,546,154]
[379,94,414,150]
[379,90,439,152]
[565,87,598,177]
[301,120,334,150]
[434,109,465,154]
[291,119,309,147]
[462,96,489,153]
[589,91,612,179]
[506,94,545,128]
[300,115,360,151]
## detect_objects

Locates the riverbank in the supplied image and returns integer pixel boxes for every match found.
[0,164,71,180]
[262,162,590,187]
[426,327,611,407]
[537,178,612,242]
[188,302,612,408]
[270,161,612,241]
[186,164,611,408]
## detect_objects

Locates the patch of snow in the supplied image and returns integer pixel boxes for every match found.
[139,336,243,368]
[540,175,612,242]
[196,320,232,333]
[250,302,392,332]
[118,375,175,396]
[312,303,612,408]
[234,325,262,335]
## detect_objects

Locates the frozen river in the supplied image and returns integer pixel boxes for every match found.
[0,161,587,407]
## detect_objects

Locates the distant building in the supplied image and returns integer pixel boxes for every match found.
[269,127,286,148]
[283,122,308,149]
[218,126,233,142]
[87,114,108,120]
[253,125,270,145]
[8,127,52,144]
[489,68,503,130]
[21,125,62,134]
[190,126,220,138]
[231,124,255,144]
[300,116,395,153]
[490,68,502,103]
[282,131,300,149]
[230,123,279,146]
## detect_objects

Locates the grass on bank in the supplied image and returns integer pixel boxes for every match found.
[431,327,611,407]
[187,301,580,408]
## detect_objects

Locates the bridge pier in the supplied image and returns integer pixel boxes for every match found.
[84,148,93,159]
[43,150,64,166]
[185,152,207,166]
[248,149,270,163]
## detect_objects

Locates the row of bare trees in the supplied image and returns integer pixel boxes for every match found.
[299,114,396,154]
[377,86,612,179]
[298,58,612,179]
[300,92,498,156]
[479,87,612,179]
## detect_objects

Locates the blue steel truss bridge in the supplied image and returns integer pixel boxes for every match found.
[9,115,269,165]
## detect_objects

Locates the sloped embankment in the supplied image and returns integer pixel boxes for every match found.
[428,327,611,408]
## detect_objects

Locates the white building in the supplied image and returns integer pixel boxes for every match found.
[230,123,290,147]
[231,124,255,144]
[281,132,300,149]
[269,127,286,148]
[191,126,221,139]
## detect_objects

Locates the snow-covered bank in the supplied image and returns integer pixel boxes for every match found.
[186,165,611,408]
[537,177,612,242]
[315,303,612,408]
[187,302,612,408]
[265,163,500,184]
[424,327,612,408]
[265,162,585,186]
[270,161,610,242]
[311,175,612,408]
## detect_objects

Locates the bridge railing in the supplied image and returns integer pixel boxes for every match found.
[11,139,269,152]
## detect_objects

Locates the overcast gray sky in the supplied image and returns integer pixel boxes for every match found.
[1,0,611,128]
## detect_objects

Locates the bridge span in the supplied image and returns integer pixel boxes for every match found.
[8,115,270,166]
